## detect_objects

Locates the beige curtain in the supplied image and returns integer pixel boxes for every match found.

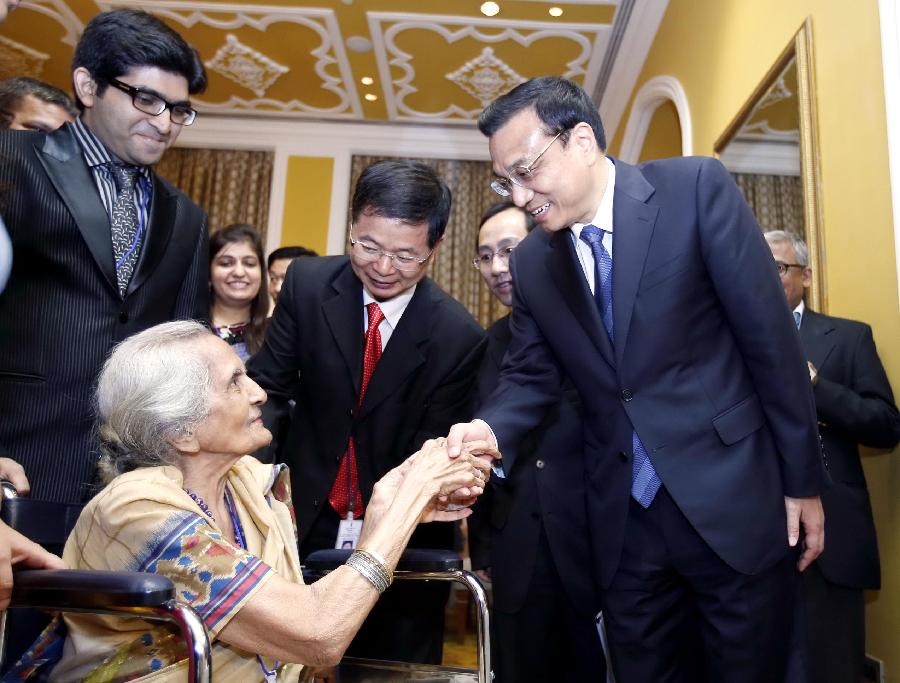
[155,148,274,238]
[349,155,507,328]
[732,173,803,235]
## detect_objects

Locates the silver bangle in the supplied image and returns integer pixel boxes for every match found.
[346,550,392,594]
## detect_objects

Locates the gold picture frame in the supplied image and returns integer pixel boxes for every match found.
[715,18,826,311]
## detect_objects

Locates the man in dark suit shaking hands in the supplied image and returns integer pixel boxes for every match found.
[0,9,209,504]
[448,77,825,682]
[765,229,899,683]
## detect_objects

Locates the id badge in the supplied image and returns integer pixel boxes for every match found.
[335,515,363,549]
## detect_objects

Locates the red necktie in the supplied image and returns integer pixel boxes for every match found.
[329,302,385,519]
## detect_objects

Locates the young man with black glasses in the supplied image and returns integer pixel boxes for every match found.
[0,9,209,505]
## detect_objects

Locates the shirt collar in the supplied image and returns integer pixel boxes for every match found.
[570,156,616,241]
[793,299,805,321]
[362,283,417,331]
[73,116,151,179]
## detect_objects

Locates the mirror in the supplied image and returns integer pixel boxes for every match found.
[715,18,826,311]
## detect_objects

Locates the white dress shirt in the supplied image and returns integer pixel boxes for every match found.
[569,156,617,295]
[362,284,417,351]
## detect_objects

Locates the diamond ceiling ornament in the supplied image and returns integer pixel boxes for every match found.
[205,34,290,98]
[446,47,525,106]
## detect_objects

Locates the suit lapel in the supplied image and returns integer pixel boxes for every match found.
[357,280,430,421]
[323,264,365,395]
[611,160,659,366]
[36,125,118,295]
[799,308,836,370]
[544,230,614,366]
[127,173,177,296]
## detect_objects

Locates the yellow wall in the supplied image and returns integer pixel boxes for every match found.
[610,0,899,676]
[281,156,334,255]
[638,99,683,162]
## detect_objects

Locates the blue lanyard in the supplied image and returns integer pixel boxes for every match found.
[224,486,279,681]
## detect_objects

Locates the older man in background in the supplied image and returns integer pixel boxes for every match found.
[765,229,900,683]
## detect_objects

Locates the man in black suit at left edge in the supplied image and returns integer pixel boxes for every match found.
[0,9,209,504]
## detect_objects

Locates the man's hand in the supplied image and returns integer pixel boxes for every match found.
[0,457,29,496]
[807,361,818,386]
[785,495,824,571]
[447,420,498,458]
[0,520,66,611]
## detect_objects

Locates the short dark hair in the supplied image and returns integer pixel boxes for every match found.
[72,9,207,107]
[0,77,78,128]
[209,224,269,353]
[477,76,605,150]
[267,245,318,270]
[476,201,536,248]
[351,160,452,248]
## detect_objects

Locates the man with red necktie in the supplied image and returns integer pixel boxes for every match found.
[248,159,486,663]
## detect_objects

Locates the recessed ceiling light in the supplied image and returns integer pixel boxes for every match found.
[480,2,500,17]
[549,6,563,17]
[365,93,378,102]
[360,76,374,86]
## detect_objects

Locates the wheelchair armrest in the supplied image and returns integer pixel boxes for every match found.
[10,570,175,611]
[304,548,463,573]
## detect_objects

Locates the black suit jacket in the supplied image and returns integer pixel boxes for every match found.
[0,124,209,504]
[480,156,822,587]
[247,256,486,549]
[800,308,900,589]
[469,314,598,616]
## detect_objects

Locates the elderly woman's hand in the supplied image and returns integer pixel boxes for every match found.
[368,439,494,524]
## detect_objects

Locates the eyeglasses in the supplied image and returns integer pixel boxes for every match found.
[490,130,563,197]
[774,261,806,276]
[472,246,516,270]
[348,226,433,272]
[106,78,198,126]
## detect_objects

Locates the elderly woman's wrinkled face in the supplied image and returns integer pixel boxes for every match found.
[191,335,271,457]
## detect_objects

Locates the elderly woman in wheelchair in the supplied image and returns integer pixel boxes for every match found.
[18,320,492,682]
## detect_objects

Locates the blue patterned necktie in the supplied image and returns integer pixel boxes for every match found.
[580,224,662,508]
[794,310,802,329]
[109,163,143,296]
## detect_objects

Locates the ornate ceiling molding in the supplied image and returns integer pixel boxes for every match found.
[0,35,50,78]
[205,34,289,98]
[368,12,609,124]
[94,0,363,118]
[445,47,525,107]
[19,0,83,46]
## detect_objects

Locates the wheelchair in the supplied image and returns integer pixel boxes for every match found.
[303,548,493,682]
[0,485,212,682]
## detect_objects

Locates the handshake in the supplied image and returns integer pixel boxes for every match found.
[368,420,501,525]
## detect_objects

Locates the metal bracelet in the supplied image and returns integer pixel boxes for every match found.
[346,551,390,594]
[355,548,393,587]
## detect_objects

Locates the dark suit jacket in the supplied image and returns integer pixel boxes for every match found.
[800,308,900,589]
[469,314,598,616]
[247,256,486,549]
[479,156,822,587]
[0,124,209,504]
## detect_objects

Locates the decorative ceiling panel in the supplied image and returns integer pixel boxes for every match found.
[0,0,628,125]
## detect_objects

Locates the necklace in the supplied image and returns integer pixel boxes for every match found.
[183,488,215,520]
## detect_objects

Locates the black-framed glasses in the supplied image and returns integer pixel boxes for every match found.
[106,78,198,126]
[348,226,433,272]
[472,245,516,270]
[774,261,806,276]
[491,130,563,197]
